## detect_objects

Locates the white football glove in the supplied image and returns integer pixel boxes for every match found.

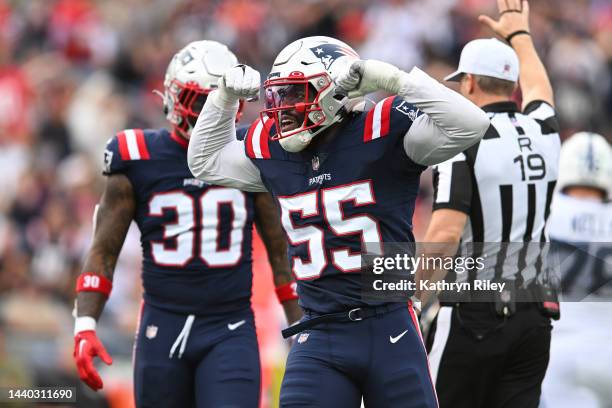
[218,64,261,105]
[336,59,405,98]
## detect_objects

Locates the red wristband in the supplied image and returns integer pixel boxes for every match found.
[275,282,298,303]
[76,273,112,298]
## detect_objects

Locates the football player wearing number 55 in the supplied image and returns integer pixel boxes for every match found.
[187,35,489,407]
[73,40,301,408]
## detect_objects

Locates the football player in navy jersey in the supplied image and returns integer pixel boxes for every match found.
[188,36,490,407]
[73,40,301,408]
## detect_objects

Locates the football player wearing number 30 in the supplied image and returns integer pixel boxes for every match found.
[188,36,490,407]
[73,40,301,408]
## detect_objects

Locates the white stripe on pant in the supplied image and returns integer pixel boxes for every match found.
[428,306,453,384]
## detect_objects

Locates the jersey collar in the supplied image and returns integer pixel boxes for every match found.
[481,101,519,113]
[170,130,189,149]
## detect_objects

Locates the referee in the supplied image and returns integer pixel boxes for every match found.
[422,1,560,407]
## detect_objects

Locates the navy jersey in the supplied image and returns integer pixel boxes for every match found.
[240,97,425,313]
[104,128,255,315]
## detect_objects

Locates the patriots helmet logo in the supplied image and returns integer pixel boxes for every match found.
[309,43,359,70]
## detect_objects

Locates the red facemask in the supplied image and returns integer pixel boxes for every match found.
[261,72,331,140]
[169,80,244,138]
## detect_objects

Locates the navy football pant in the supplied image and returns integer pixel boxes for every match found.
[133,302,260,408]
[280,304,438,407]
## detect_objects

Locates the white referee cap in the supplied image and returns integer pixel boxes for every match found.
[445,38,519,82]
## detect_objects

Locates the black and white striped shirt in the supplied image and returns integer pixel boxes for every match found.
[432,100,561,283]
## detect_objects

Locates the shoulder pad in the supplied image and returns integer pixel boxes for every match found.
[245,117,274,159]
[103,129,151,175]
[363,96,422,143]
[115,129,151,161]
[362,96,395,142]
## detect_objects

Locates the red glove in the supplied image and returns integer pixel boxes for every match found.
[73,330,113,391]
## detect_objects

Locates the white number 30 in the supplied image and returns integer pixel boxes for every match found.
[148,189,247,267]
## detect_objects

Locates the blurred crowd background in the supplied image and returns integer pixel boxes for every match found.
[0,0,610,407]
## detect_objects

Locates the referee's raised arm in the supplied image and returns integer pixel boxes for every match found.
[422,2,561,407]
[479,0,554,108]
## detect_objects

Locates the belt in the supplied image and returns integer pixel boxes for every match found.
[282,303,404,339]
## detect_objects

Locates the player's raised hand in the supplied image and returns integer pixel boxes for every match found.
[219,64,261,102]
[479,0,530,40]
[74,330,113,391]
[336,59,404,98]
[336,60,364,96]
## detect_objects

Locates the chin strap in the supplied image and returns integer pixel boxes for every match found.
[278,111,347,153]
[279,130,315,152]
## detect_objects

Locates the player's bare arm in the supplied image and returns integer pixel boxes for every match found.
[416,209,467,306]
[74,173,135,391]
[77,174,135,317]
[253,192,302,325]
[479,0,554,108]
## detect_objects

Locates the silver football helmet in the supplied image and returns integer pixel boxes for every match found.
[262,36,361,152]
[163,40,240,139]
